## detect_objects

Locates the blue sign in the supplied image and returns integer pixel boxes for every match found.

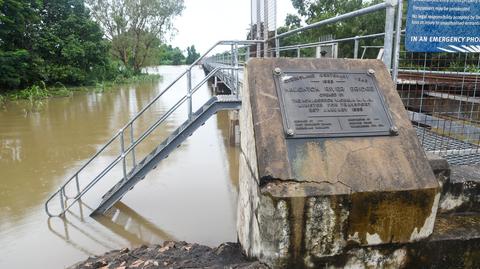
[406,0,480,52]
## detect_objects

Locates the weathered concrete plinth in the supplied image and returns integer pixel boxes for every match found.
[237,58,440,268]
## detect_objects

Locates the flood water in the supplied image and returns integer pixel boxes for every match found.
[0,65,240,268]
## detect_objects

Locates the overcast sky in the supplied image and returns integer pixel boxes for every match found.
[170,0,297,54]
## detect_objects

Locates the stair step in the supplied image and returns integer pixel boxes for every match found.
[91,97,224,216]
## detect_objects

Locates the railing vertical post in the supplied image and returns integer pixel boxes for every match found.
[231,44,235,89]
[274,0,278,55]
[120,130,127,182]
[234,42,239,96]
[354,36,359,59]
[187,68,192,120]
[264,0,269,57]
[275,38,280,58]
[75,174,80,197]
[130,123,136,167]
[392,0,403,83]
[59,190,65,214]
[383,0,396,69]
[297,46,301,58]
[256,0,261,57]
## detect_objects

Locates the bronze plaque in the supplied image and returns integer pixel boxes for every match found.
[274,70,394,138]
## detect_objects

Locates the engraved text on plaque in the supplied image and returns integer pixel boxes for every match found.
[274,70,394,138]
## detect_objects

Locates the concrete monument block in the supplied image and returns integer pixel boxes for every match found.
[237,58,440,268]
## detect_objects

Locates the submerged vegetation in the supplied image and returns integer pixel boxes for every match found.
[1,74,162,102]
[0,0,185,102]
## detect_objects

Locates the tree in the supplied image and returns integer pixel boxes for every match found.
[281,0,386,58]
[87,0,185,73]
[157,44,185,65]
[0,0,118,90]
[0,0,40,90]
[185,45,200,65]
[34,0,113,85]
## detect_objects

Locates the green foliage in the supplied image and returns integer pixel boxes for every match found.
[156,44,186,65]
[0,94,6,108]
[185,45,200,65]
[88,0,185,73]
[8,82,50,101]
[0,0,123,91]
[34,0,114,85]
[0,0,40,50]
[0,50,33,91]
[280,0,386,58]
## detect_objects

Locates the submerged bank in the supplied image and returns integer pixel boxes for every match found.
[0,65,240,268]
[0,74,161,103]
[69,241,267,269]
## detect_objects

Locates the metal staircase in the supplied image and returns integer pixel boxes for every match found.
[94,95,240,215]
[45,40,259,217]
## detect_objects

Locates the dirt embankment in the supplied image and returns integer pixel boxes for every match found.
[69,241,268,269]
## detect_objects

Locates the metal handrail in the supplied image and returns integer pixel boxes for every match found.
[46,66,239,217]
[45,40,262,217]
[273,2,392,40]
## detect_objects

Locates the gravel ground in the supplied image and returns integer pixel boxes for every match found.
[69,241,269,269]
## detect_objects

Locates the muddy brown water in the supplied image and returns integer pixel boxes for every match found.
[0,66,240,268]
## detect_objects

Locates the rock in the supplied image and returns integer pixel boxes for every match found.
[68,242,269,269]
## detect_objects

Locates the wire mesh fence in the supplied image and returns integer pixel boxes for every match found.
[245,0,480,164]
[250,0,276,57]
[397,48,480,164]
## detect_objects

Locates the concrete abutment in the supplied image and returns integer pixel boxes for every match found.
[236,58,478,268]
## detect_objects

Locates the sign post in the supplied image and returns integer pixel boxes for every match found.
[406,0,480,52]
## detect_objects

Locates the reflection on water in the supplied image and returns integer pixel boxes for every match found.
[0,66,240,268]
[47,201,175,256]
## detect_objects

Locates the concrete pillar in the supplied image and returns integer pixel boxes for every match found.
[238,58,440,268]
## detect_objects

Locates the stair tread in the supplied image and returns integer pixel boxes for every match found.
[93,97,234,215]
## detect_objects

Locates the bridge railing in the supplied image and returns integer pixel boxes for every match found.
[248,0,480,164]
[266,0,401,75]
[45,40,263,217]
[190,1,480,165]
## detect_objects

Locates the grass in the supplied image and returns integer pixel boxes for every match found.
[92,74,162,93]
[0,94,6,109]
[0,73,161,101]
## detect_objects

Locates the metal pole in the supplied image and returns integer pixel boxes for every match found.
[297,46,301,58]
[275,38,280,57]
[264,0,269,57]
[383,0,396,69]
[276,2,389,39]
[256,0,261,57]
[75,174,80,197]
[59,191,65,214]
[250,0,254,41]
[231,44,235,88]
[234,42,239,96]
[354,36,359,59]
[274,0,277,56]
[187,69,192,120]
[392,0,403,82]
[130,123,136,167]
[120,131,127,182]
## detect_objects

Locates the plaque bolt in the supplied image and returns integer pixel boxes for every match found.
[390,126,399,135]
[368,69,376,75]
[274,67,282,76]
[286,129,295,136]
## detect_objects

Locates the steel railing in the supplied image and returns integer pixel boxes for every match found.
[45,40,263,217]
